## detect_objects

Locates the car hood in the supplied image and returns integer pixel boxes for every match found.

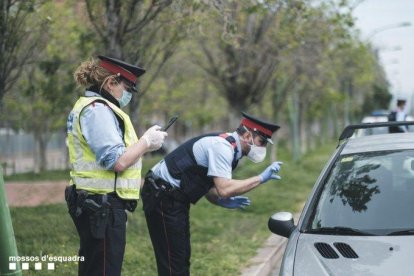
[294,234,414,276]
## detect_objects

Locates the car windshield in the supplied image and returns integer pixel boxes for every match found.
[308,150,414,235]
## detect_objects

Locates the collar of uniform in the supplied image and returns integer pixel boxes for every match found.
[85,91,101,97]
[231,131,243,160]
[85,88,120,108]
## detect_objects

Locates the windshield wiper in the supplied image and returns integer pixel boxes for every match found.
[304,226,377,236]
[387,229,414,236]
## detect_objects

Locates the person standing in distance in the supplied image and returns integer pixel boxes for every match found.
[65,55,168,276]
[388,98,408,133]
[141,112,282,276]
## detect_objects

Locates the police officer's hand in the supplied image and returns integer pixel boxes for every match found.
[142,125,168,152]
[259,161,283,184]
[217,196,251,209]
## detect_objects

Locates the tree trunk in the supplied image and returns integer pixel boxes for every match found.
[38,134,47,172]
[287,90,300,162]
[343,80,351,126]
[227,112,239,132]
[306,118,313,152]
[129,94,142,133]
[321,114,328,146]
[33,133,40,173]
[33,132,49,173]
[269,77,290,162]
[331,103,339,139]
[299,96,306,156]
[106,0,122,58]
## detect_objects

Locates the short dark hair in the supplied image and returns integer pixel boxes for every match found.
[236,124,266,142]
[397,99,406,107]
[236,124,247,135]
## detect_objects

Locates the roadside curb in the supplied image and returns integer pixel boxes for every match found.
[240,213,300,276]
[240,234,287,276]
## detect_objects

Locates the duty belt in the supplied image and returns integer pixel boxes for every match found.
[84,192,126,209]
[145,171,189,203]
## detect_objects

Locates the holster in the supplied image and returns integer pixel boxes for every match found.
[125,200,138,212]
[84,198,110,239]
[65,185,85,217]
[141,171,189,212]
[141,174,168,213]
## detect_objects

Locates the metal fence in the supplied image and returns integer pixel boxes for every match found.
[0,129,68,175]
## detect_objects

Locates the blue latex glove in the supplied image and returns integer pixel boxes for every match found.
[217,196,251,209]
[259,161,283,184]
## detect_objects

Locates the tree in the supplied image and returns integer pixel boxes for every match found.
[139,41,229,140]
[362,84,392,114]
[264,0,380,159]
[83,0,189,131]
[0,0,49,107]
[1,1,92,172]
[196,1,284,114]
[3,57,76,172]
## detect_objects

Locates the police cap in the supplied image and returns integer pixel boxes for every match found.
[241,111,280,144]
[98,55,146,92]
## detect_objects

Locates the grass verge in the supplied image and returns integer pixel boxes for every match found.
[10,143,336,275]
[4,155,162,183]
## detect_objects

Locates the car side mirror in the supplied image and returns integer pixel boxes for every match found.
[268,212,296,238]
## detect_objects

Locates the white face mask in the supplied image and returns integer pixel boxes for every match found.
[246,133,267,163]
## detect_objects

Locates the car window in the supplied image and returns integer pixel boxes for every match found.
[308,150,414,235]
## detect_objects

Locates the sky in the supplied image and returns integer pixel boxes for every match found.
[353,0,414,109]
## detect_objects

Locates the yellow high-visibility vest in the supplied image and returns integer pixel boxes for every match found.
[67,96,141,200]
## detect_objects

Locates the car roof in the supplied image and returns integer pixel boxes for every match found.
[341,133,414,155]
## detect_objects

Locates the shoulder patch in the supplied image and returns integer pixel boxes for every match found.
[218,133,237,150]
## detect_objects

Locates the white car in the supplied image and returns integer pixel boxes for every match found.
[355,113,414,137]
[268,122,414,276]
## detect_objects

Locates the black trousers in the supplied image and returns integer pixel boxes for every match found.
[141,180,191,276]
[70,207,127,276]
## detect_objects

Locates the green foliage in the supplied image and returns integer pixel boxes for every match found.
[1,1,95,171]
[10,143,336,275]
[0,0,51,103]
[0,0,391,172]
[141,46,228,130]
[362,84,392,115]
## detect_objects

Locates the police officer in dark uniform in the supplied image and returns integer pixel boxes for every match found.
[141,112,283,275]
[66,56,167,276]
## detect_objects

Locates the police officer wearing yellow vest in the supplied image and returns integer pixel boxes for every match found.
[65,55,168,276]
[141,112,282,275]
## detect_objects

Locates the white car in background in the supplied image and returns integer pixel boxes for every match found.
[356,110,414,136]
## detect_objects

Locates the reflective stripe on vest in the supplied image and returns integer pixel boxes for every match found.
[67,96,141,200]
